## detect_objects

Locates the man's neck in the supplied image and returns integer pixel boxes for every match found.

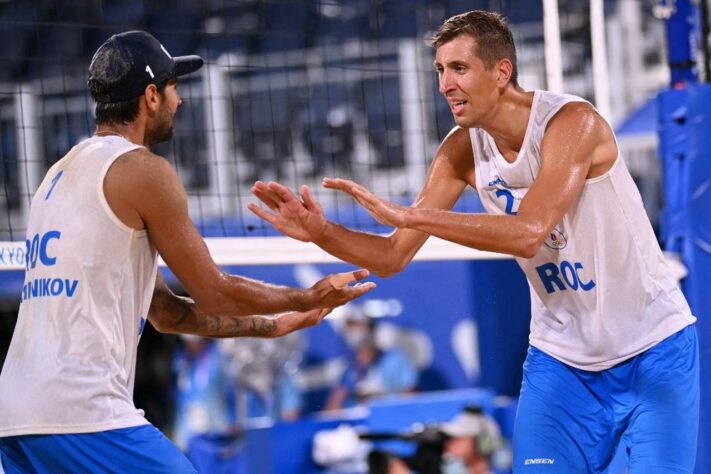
[95,123,145,146]
[481,86,534,160]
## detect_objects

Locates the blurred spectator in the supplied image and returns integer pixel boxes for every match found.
[301,83,356,178]
[219,332,305,422]
[379,405,507,474]
[437,406,505,474]
[172,335,235,451]
[240,371,303,422]
[325,310,418,410]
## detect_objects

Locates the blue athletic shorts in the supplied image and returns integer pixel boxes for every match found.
[513,324,699,473]
[0,424,197,474]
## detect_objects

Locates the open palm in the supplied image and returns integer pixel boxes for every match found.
[323,178,408,228]
[249,181,326,242]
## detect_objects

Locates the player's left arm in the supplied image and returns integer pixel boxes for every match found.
[147,272,331,338]
[392,102,613,258]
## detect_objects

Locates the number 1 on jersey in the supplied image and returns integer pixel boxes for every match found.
[45,170,64,200]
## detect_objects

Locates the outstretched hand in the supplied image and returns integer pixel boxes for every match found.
[306,269,376,309]
[249,181,327,242]
[323,177,410,228]
[275,307,333,336]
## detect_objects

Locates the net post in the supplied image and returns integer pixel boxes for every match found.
[543,0,564,93]
[14,83,44,220]
[203,60,237,216]
[656,0,700,86]
[590,0,612,121]
[398,39,428,195]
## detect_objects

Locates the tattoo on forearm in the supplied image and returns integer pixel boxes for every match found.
[151,285,280,337]
[200,314,278,337]
[221,315,278,337]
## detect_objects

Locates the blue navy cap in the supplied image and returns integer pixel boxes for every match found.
[88,30,203,103]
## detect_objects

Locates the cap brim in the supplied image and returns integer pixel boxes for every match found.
[173,55,204,77]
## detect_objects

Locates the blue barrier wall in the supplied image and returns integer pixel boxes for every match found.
[169,258,532,407]
[657,83,711,473]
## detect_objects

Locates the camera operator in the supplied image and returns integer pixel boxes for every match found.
[438,406,504,474]
[368,405,504,474]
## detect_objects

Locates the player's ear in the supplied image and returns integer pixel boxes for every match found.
[143,84,161,112]
[496,59,513,86]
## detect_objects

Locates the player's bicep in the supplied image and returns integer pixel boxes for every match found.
[415,126,473,205]
[516,104,597,233]
[391,126,472,254]
[131,157,223,305]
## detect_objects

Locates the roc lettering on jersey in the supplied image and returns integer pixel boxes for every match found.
[21,230,80,302]
[25,230,61,270]
[535,260,596,294]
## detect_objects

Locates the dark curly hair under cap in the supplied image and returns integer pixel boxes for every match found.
[88,30,203,104]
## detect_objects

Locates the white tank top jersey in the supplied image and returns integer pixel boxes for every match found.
[0,135,158,436]
[470,90,695,371]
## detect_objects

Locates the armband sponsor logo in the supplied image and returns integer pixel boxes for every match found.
[21,230,79,302]
[535,260,595,294]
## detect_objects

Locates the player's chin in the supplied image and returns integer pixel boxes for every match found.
[452,115,476,128]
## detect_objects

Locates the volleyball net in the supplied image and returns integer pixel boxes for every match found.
[0,0,673,270]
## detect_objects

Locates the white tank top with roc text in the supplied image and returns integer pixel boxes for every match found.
[470,90,695,371]
[0,135,158,435]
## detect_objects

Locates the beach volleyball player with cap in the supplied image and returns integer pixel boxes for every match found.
[0,31,374,473]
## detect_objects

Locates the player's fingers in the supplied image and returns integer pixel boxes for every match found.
[322,177,339,188]
[346,282,377,297]
[251,185,281,210]
[322,177,355,194]
[255,181,289,206]
[350,269,370,281]
[247,203,277,224]
[326,269,371,288]
[252,180,277,198]
[300,185,321,212]
[327,271,356,289]
[267,181,300,203]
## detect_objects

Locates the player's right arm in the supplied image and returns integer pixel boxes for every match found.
[104,148,375,317]
[147,272,331,337]
[249,126,473,277]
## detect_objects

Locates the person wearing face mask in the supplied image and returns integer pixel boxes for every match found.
[367,405,508,474]
[325,309,418,411]
[438,406,505,474]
